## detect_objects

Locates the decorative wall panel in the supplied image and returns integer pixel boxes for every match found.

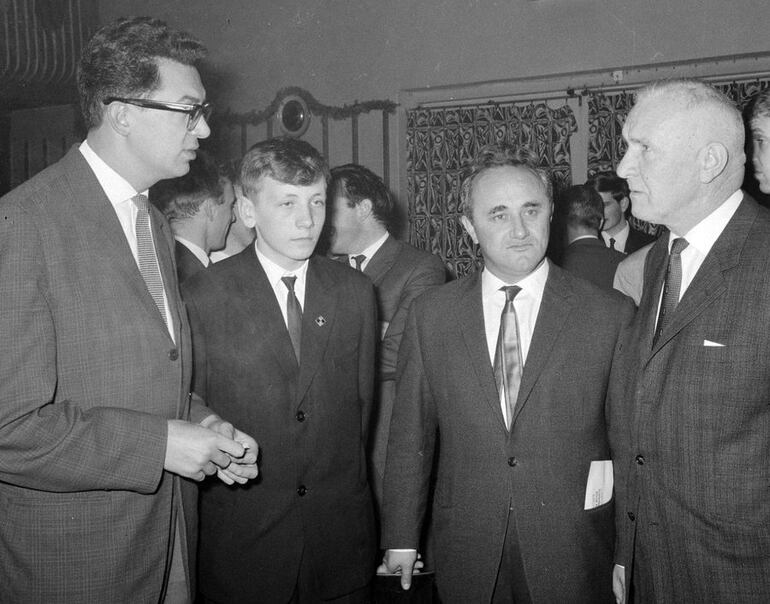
[406,101,577,277]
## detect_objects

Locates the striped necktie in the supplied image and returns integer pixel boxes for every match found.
[132,194,168,328]
[493,285,523,430]
[654,237,689,345]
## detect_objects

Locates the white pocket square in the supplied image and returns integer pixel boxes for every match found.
[703,339,725,347]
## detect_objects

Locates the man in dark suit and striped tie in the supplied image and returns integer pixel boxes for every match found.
[609,79,770,603]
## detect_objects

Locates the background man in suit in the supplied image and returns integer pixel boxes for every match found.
[380,144,633,603]
[327,163,446,508]
[588,172,657,254]
[0,16,257,603]
[750,88,770,194]
[151,150,235,283]
[558,183,626,290]
[609,79,770,603]
[183,139,377,604]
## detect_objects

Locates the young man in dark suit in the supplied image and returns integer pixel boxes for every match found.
[183,139,377,603]
[151,150,236,283]
[327,163,446,508]
[559,183,626,291]
[588,171,657,254]
[610,79,770,604]
[0,17,257,603]
[380,144,633,603]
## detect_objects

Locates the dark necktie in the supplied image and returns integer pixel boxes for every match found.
[351,254,366,271]
[654,237,689,345]
[493,285,523,431]
[132,194,168,328]
[282,276,302,361]
[609,237,616,250]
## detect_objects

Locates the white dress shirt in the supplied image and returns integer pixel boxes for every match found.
[661,189,742,305]
[602,220,630,251]
[349,231,389,271]
[254,244,309,328]
[79,140,175,340]
[481,260,549,425]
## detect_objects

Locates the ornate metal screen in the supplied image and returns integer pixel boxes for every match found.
[406,101,577,277]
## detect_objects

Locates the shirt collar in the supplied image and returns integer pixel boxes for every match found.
[672,189,743,255]
[79,140,146,205]
[482,258,549,302]
[254,244,309,287]
[360,231,389,261]
[175,237,210,267]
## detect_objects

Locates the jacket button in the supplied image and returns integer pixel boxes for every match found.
[168,349,179,361]
[635,455,645,465]
[297,485,307,497]
[627,511,636,521]
[507,457,517,467]
[296,411,305,422]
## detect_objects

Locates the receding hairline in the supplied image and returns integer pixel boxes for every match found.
[631,80,744,151]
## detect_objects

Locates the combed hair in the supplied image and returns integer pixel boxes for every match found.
[239,137,330,197]
[636,79,744,150]
[329,163,394,227]
[78,16,207,130]
[149,150,227,220]
[557,184,604,231]
[586,171,629,204]
[459,144,552,219]
[750,88,770,125]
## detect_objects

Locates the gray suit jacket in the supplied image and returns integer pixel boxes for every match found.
[382,261,633,603]
[0,146,205,603]
[609,193,770,603]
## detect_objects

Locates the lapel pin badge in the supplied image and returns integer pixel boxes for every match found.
[315,316,326,327]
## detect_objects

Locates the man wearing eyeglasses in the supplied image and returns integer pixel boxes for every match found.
[0,16,258,604]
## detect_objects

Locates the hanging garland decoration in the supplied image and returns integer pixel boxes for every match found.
[213,86,397,128]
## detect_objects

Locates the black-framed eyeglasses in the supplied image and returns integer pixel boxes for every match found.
[103,97,213,131]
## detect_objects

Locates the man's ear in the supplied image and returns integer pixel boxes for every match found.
[619,196,630,213]
[104,102,131,137]
[356,198,373,221]
[460,214,479,245]
[238,195,258,229]
[699,142,729,184]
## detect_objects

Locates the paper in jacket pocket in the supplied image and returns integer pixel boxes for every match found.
[584,460,613,510]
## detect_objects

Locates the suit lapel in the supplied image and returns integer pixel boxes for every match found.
[232,248,300,380]
[455,272,508,432]
[363,236,400,285]
[512,263,572,424]
[63,148,174,341]
[650,197,754,354]
[295,257,336,406]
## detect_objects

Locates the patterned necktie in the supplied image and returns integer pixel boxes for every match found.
[282,276,302,361]
[493,285,523,431]
[132,194,168,328]
[609,237,616,251]
[351,254,366,271]
[654,237,689,345]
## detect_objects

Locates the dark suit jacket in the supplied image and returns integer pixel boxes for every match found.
[562,236,626,291]
[183,249,378,603]
[623,224,657,254]
[363,236,446,505]
[608,194,770,603]
[0,146,205,602]
[382,262,634,604]
[175,239,206,284]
